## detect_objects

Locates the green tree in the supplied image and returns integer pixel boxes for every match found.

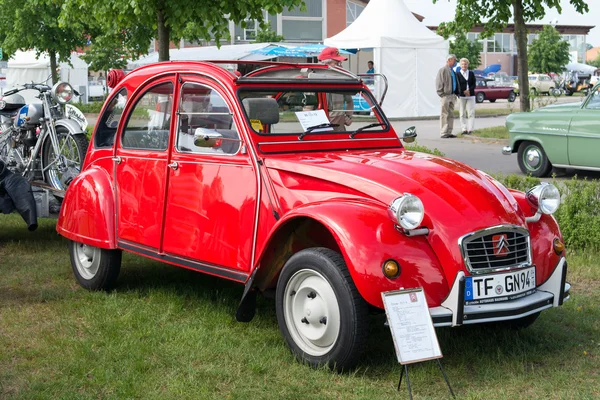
[0,0,88,84]
[449,32,482,68]
[254,27,284,43]
[433,0,588,112]
[589,54,600,69]
[528,25,570,74]
[63,0,304,62]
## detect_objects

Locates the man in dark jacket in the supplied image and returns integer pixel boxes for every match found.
[456,58,477,135]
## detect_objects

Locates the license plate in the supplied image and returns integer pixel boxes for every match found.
[464,267,536,305]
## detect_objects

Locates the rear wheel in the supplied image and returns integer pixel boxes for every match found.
[517,141,552,177]
[42,127,89,191]
[276,248,368,371]
[508,91,516,102]
[475,92,485,103]
[68,240,122,290]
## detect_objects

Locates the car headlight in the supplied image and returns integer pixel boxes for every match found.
[52,82,74,104]
[388,194,424,230]
[526,183,560,215]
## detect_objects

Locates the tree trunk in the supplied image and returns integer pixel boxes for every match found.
[157,7,171,62]
[513,0,530,112]
[49,50,59,85]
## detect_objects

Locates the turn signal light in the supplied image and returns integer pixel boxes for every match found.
[553,238,565,255]
[382,260,400,279]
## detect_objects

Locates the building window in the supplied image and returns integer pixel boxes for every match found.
[488,33,511,53]
[346,1,365,27]
[282,20,323,41]
[467,33,480,42]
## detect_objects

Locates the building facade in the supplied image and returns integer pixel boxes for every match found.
[430,24,594,74]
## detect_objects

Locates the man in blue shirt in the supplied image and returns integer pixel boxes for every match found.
[366,61,374,74]
[435,54,459,138]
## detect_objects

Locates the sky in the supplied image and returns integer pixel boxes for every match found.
[403,0,599,47]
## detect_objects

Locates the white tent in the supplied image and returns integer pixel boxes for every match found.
[565,62,597,74]
[6,50,89,102]
[324,0,448,118]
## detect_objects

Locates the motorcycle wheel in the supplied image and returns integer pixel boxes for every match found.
[42,126,89,191]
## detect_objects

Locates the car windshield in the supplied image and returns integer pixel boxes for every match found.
[238,88,389,137]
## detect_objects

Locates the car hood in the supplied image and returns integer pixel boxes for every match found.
[265,149,527,276]
[533,102,583,112]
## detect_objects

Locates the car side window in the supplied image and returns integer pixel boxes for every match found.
[94,88,127,148]
[176,83,240,155]
[586,88,600,110]
[121,82,174,151]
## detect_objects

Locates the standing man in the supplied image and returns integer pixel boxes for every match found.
[366,61,374,74]
[436,54,459,138]
[456,58,476,135]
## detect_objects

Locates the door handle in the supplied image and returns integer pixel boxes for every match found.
[112,156,122,164]
[167,161,178,170]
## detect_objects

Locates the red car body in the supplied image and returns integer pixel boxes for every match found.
[475,78,517,103]
[57,61,569,370]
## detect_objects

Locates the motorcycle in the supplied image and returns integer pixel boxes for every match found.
[0,81,89,193]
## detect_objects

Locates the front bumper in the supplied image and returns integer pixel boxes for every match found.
[430,257,570,327]
[502,145,512,155]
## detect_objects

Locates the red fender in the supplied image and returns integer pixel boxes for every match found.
[259,199,449,308]
[57,165,116,249]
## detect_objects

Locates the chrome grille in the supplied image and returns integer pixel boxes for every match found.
[459,226,531,275]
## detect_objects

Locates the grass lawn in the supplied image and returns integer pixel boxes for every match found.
[469,126,509,140]
[1,214,598,399]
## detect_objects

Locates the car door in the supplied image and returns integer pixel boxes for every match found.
[567,88,600,168]
[115,78,175,250]
[161,78,257,275]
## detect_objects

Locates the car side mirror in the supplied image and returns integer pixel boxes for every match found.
[194,128,223,148]
[403,126,417,143]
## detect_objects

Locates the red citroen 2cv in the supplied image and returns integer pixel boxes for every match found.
[57,61,570,371]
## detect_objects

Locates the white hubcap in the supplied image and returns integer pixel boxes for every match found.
[74,243,100,280]
[283,269,341,356]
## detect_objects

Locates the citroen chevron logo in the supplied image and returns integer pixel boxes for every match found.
[492,234,510,257]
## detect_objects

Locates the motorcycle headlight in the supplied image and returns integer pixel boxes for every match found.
[526,183,560,215]
[388,194,424,230]
[52,82,74,104]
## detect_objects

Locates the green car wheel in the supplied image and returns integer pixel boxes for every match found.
[517,141,552,177]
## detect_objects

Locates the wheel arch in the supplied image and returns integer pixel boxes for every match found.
[56,165,116,249]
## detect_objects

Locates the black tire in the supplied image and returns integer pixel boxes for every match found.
[508,91,516,102]
[530,87,537,95]
[42,127,89,191]
[475,92,485,103]
[503,312,540,329]
[564,90,573,96]
[489,99,496,103]
[68,240,122,291]
[517,141,552,177]
[276,248,368,372]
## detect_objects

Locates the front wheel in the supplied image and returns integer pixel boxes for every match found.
[42,127,89,191]
[475,92,485,103]
[68,240,122,290]
[508,91,516,102]
[276,248,368,371]
[517,141,552,177]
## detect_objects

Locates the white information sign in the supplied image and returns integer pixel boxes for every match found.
[382,288,442,365]
[294,109,334,132]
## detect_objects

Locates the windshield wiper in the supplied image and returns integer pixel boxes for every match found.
[298,123,339,140]
[349,123,386,138]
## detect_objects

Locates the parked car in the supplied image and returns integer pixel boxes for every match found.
[475,77,517,103]
[57,61,570,371]
[503,84,600,177]
[528,74,555,95]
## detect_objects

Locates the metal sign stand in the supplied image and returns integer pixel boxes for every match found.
[397,359,456,399]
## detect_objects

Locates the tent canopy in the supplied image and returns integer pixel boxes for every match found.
[325,0,448,118]
[6,50,89,102]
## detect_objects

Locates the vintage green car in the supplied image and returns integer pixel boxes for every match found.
[503,84,600,177]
